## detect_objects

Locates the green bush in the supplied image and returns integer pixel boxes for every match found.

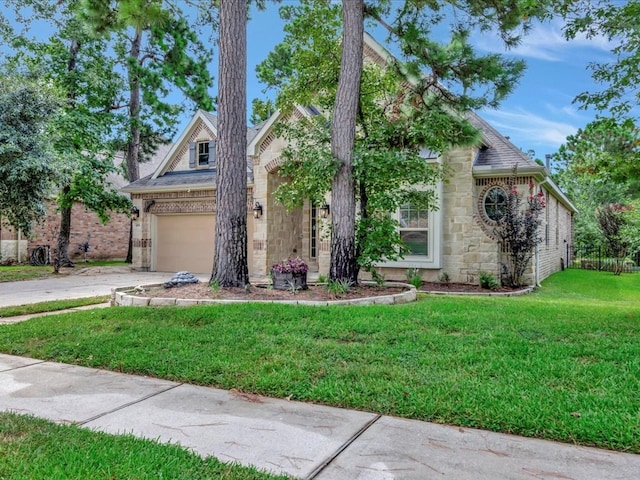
[405,268,422,288]
[479,272,500,290]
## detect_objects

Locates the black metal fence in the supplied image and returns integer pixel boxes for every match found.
[566,244,640,272]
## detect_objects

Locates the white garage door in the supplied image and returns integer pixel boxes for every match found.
[155,214,215,274]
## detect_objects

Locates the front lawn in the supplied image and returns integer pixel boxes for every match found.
[0,269,638,453]
[0,296,109,318]
[0,412,286,480]
[0,261,128,282]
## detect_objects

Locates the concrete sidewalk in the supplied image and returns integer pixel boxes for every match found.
[1,353,638,479]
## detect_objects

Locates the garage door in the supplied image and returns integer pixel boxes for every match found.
[155,214,215,274]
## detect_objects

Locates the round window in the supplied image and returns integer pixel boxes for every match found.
[484,186,508,221]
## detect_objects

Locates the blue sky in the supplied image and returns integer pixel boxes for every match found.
[229,6,612,161]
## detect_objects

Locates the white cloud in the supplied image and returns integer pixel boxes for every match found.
[473,20,614,62]
[481,107,579,149]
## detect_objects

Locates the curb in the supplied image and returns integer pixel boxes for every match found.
[111,282,418,307]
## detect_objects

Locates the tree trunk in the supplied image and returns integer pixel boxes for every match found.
[56,187,74,268]
[330,0,364,284]
[125,30,142,264]
[210,0,249,287]
[57,38,81,268]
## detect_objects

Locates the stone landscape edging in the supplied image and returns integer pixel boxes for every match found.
[419,286,534,296]
[111,282,418,307]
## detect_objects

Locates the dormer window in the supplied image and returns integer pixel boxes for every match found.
[189,140,216,169]
[198,141,209,166]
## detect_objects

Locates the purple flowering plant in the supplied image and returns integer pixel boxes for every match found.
[271,256,309,274]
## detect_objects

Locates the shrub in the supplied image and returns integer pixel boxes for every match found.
[479,272,500,290]
[439,272,450,285]
[494,170,545,287]
[326,278,352,297]
[405,268,422,289]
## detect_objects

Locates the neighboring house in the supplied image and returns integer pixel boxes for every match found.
[0,217,27,263]
[0,146,167,264]
[123,35,577,285]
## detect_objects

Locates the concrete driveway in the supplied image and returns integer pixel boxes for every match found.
[0,267,202,308]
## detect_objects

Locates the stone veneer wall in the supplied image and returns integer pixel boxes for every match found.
[266,173,302,271]
[439,148,502,285]
[28,201,129,261]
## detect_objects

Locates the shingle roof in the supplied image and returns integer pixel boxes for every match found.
[122,169,217,192]
[468,111,544,172]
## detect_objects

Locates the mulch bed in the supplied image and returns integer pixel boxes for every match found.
[141,282,408,302]
[420,282,527,294]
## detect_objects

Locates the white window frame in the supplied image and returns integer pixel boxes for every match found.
[377,154,443,269]
[197,141,209,167]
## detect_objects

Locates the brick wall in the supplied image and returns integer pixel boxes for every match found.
[535,191,573,282]
[28,201,129,261]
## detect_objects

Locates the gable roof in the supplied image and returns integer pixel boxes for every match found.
[468,112,544,174]
[152,109,218,179]
[246,105,317,157]
[122,109,266,194]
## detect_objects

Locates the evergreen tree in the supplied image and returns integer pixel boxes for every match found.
[211,0,249,287]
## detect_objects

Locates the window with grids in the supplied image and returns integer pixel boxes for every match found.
[197,141,209,166]
[484,186,508,221]
[399,204,429,256]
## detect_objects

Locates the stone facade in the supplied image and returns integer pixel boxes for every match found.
[123,103,576,285]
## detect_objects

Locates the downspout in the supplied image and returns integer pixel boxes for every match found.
[535,177,551,287]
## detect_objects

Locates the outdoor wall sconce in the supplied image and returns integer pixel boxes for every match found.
[319,203,330,219]
[253,201,263,219]
[131,206,140,221]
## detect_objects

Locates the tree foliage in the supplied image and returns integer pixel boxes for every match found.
[553,116,638,247]
[1,0,136,264]
[0,76,61,235]
[596,203,634,275]
[563,0,640,120]
[81,0,215,181]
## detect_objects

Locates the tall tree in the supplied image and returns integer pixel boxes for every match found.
[553,117,638,247]
[82,0,214,261]
[329,0,363,282]
[211,0,249,287]
[2,0,135,266]
[0,75,61,236]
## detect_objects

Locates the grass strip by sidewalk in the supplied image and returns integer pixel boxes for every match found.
[0,296,109,318]
[0,269,638,453]
[0,412,287,480]
[0,261,128,282]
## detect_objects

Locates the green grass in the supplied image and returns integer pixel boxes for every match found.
[0,260,128,282]
[0,412,286,480]
[0,269,638,453]
[0,296,109,318]
[0,265,54,282]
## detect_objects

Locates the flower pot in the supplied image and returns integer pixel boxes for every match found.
[271,270,308,290]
